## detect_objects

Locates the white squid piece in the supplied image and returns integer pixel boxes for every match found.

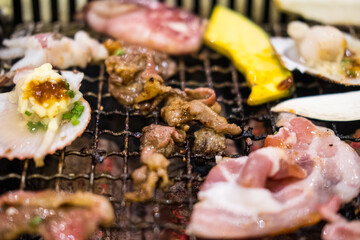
[0,31,108,73]
[271,90,360,121]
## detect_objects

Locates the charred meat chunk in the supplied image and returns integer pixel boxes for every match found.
[140,124,186,157]
[106,44,175,106]
[193,127,226,154]
[161,94,242,135]
[0,190,114,240]
[126,148,170,202]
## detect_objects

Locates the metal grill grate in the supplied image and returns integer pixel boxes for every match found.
[2,22,360,240]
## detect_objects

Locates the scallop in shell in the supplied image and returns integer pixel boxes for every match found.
[271,21,360,86]
[0,64,91,167]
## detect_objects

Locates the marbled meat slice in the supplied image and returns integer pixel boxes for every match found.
[81,0,205,55]
[0,190,114,240]
[187,115,360,238]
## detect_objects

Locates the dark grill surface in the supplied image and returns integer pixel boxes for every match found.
[2,22,360,240]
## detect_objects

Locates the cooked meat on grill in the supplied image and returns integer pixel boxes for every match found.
[126,147,170,202]
[0,190,114,240]
[140,124,186,157]
[0,31,108,79]
[106,45,175,106]
[161,94,242,135]
[192,127,226,154]
[81,0,205,55]
[187,114,360,238]
[319,196,360,240]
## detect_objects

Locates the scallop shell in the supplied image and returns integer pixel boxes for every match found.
[271,90,360,121]
[271,35,360,86]
[0,71,91,166]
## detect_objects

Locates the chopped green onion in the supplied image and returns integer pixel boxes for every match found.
[66,90,75,98]
[27,121,46,132]
[273,131,278,135]
[62,113,73,120]
[114,49,125,56]
[341,58,355,65]
[71,116,80,126]
[62,101,85,126]
[25,110,32,116]
[29,215,43,228]
[65,81,70,90]
[347,69,357,77]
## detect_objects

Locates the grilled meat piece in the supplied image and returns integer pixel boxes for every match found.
[161,94,242,135]
[0,190,114,240]
[81,0,205,55]
[319,197,360,240]
[106,45,175,106]
[140,124,186,157]
[187,114,360,238]
[193,127,226,154]
[126,147,170,202]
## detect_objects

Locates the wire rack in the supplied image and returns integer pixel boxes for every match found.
[2,22,360,240]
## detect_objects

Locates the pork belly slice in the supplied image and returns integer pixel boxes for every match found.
[187,115,360,238]
[0,190,114,240]
[82,0,205,55]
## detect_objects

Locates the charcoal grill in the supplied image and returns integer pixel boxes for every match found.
[1,1,360,240]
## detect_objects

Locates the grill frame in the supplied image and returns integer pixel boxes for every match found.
[1,19,360,240]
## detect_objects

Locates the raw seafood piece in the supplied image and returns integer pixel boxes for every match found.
[125,147,170,202]
[106,45,175,107]
[140,124,186,157]
[271,90,360,121]
[0,31,108,76]
[187,114,360,238]
[192,127,226,155]
[274,0,360,26]
[161,94,242,135]
[81,0,205,55]
[204,5,293,105]
[271,21,360,85]
[0,64,91,166]
[0,190,113,240]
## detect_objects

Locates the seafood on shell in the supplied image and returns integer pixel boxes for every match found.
[271,21,360,86]
[0,63,91,166]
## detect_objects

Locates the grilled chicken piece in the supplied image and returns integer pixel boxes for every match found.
[140,124,186,157]
[0,190,114,240]
[193,127,226,154]
[161,95,242,135]
[106,44,175,106]
[126,147,170,202]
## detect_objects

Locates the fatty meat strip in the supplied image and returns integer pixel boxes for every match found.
[81,0,205,55]
[187,114,360,238]
[0,190,114,240]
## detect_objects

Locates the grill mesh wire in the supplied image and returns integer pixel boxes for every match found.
[1,22,360,240]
